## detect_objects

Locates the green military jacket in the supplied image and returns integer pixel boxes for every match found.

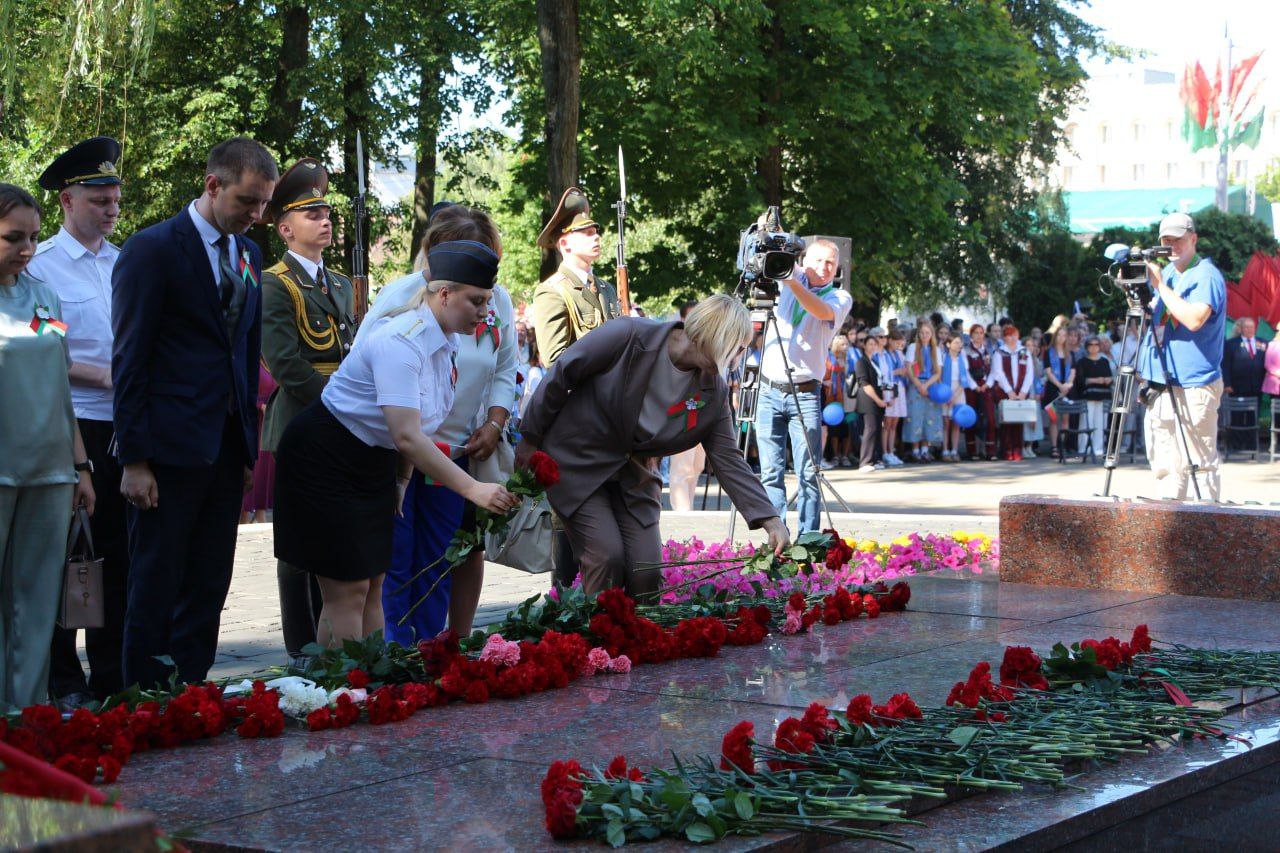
[260,253,357,451]
[531,262,622,365]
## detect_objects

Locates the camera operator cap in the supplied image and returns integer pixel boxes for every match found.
[1158,212,1195,239]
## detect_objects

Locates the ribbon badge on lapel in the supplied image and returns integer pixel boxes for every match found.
[474,309,500,349]
[238,249,259,289]
[666,393,706,432]
[30,304,67,337]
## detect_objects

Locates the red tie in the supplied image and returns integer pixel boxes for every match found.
[1248,339,1255,357]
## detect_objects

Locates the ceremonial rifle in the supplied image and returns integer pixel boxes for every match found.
[612,145,631,315]
[351,130,370,321]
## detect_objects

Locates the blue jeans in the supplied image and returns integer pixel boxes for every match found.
[754,385,822,533]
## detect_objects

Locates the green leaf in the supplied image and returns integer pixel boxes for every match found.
[600,803,624,820]
[691,793,714,817]
[947,726,979,748]
[606,820,626,848]
[733,791,755,820]
[685,822,716,843]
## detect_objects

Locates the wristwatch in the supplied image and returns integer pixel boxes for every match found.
[74,460,94,474]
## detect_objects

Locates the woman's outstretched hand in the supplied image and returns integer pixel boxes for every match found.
[762,517,791,556]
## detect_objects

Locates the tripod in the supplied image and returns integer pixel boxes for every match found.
[1100,278,1203,500]
[719,304,851,542]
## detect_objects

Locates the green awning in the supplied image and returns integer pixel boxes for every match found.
[1064,187,1273,234]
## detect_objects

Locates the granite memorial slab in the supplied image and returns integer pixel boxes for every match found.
[1000,495,1280,601]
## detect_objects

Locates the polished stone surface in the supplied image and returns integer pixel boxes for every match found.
[1000,494,1280,601]
[103,572,1280,850]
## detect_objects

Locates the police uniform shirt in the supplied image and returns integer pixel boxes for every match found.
[355,270,427,343]
[321,304,457,449]
[26,226,119,421]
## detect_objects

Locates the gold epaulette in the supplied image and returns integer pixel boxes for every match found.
[313,362,340,376]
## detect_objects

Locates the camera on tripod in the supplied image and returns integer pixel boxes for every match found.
[1104,243,1172,294]
[735,206,806,310]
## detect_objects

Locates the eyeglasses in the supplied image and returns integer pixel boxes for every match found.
[1086,342,1101,348]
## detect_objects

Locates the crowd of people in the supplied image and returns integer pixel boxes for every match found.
[0,136,792,712]
[0,131,1243,714]
[815,311,1146,468]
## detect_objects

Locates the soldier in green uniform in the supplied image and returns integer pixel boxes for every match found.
[532,187,622,365]
[259,158,356,666]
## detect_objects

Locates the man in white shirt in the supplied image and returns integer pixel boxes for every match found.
[754,240,852,533]
[29,137,126,708]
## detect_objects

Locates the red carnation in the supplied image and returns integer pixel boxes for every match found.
[1129,624,1152,655]
[787,591,807,612]
[346,668,370,689]
[604,755,645,782]
[863,595,881,619]
[1082,637,1125,670]
[999,646,1049,691]
[800,702,838,742]
[306,708,333,731]
[773,717,815,755]
[846,694,874,727]
[540,760,584,839]
[881,692,922,721]
[719,721,756,772]
[529,450,561,488]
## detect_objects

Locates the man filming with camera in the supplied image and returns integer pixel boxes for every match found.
[1139,212,1226,501]
[755,240,852,533]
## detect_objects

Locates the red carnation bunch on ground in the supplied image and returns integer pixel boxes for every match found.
[875,581,912,612]
[946,662,1014,721]
[541,759,585,839]
[230,681,285,738]
[847,692,923,728]
[822,530,854,571]
[999,646,1049,691]
[719,721,756,773]
[528,450,560,488]
[725,605,770,646]
[674,616,729,658]
[1078,625,1153,671]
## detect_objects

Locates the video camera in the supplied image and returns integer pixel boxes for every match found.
[1103,243,1172,295]
[735,206,806,310]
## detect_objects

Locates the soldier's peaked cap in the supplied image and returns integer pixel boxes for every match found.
[264,158,331,225]
[38,137,122,191]
[536,187,596,250]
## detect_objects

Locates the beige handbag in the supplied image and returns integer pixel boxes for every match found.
[485,494,554,574]
[59,505,105,629]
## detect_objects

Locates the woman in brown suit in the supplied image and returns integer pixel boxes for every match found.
[516,295,789,597]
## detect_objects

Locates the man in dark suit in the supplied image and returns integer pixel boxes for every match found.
[1223,316,1267,398]
[113,137,278,688]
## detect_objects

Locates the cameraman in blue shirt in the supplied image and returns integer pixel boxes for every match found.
[1138,213,1226,500]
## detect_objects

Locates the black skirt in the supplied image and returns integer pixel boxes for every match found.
[273,400,398,581]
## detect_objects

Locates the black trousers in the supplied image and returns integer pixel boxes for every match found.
[48,418,129,699]
[859,408,883,469]
[122,415,244,689]
[277,559,322,658]
[552,528,578,588]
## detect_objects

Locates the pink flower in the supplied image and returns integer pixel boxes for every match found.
[587,647,612,673]
[479,634,522,667]
[782,611,804,635]
[609,655,632,673]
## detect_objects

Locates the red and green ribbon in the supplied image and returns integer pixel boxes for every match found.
[30,315,68,337]
[239,250,259,289]
[666,393,707,432]
[423,441,455,486]
[475,310,500,349]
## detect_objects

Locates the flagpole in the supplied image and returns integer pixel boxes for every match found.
[1216,24,1232,212]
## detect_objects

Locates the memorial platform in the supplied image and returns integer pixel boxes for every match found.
[95,571,1280,851]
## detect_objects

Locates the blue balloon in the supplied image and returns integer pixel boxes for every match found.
[928,382,953,404]
[952,403,977,429]
[822,402,845,426]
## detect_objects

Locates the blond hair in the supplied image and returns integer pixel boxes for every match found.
[684,294,751,369]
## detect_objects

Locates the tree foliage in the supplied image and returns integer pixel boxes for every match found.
[2,0,1105,313]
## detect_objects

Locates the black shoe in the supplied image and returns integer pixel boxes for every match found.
[54,691,93,713]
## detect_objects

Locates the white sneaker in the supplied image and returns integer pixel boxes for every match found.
[820,459,835,470]
[1023,446,1037,458]
[886,453,904,467]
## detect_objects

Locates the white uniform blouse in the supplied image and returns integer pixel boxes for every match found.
[359,272,517,448]
[321,305,457,449]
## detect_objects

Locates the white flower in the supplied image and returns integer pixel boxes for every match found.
[277,680,331,718]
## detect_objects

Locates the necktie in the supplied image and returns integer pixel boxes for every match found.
[317,266,328,294]
[1248,339,1255,357]
[215,235,234,311]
